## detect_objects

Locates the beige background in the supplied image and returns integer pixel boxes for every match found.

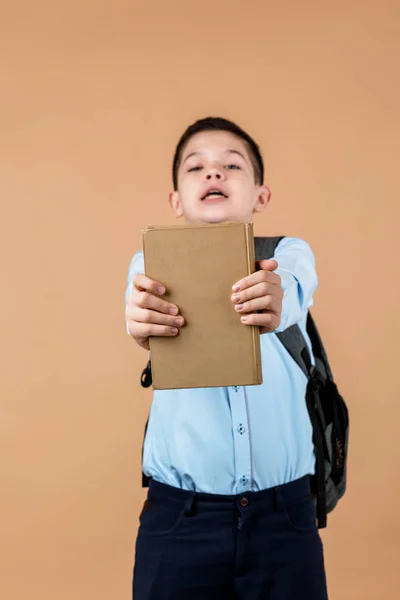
[1,1,399,599]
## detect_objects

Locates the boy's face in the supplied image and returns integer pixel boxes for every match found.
[169,130,271,224]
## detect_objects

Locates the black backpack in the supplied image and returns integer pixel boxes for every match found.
[139,236,349,529]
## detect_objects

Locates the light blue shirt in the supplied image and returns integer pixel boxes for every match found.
[125,237,318,495]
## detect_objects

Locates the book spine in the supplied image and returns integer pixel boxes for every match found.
[245,224,263,385]
[142,229,157,387]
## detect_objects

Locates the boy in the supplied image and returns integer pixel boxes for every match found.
[125,117,328,599]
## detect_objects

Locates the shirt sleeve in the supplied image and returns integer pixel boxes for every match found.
[125,251,145,334]
[273,237,318,332]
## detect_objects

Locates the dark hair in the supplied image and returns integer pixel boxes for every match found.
[172,117,264,190]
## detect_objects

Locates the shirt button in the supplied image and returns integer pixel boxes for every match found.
[240,497,249,507]
[232,386,239,392]
[237,424,245,435]
[240,475,248,485]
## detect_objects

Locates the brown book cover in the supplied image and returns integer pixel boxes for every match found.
[143,222,262,390]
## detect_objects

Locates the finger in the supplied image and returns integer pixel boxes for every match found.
[232,268,281,293]
[127,306,184,328]
[128,289,179,316]
[239,312,281,331]
[257,259,278,272]
[231,281,283,305]
[129,321,181,340]
[134,337,150,351]
[133,273,166,296]
[234,295,281,315]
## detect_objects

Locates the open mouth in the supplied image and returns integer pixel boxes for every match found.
[201,188,228,201]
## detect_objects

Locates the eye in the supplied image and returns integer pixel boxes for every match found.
[225,164,240,170]
[188,166,202,173]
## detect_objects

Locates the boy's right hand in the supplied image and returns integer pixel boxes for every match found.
[125,274,184,350]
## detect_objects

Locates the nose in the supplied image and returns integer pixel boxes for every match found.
[205,166,225,181]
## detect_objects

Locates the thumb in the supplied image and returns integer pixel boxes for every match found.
[257,259,278,272]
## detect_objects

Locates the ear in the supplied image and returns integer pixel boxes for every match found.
[169,191,184,218]
[253,185,271,214]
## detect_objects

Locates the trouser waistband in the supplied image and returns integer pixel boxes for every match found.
[148,475,311,509]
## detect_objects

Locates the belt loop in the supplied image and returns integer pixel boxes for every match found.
[273,486,284,512]
[183,493,196,517]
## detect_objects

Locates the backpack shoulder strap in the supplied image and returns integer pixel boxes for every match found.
[274,316,331,385]
[275,324,311,379]
[254,236,285,261]
[305,313,333,382]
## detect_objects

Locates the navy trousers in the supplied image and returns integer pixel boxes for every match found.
[133,476,328,600]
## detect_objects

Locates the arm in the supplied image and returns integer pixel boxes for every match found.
[273,237,318,332]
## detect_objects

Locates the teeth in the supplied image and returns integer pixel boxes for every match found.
[201,189,226,200]
[205,191,224,198]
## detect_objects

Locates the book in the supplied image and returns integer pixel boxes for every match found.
[142,222,262,390]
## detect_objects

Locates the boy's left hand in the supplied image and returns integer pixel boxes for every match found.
[231,260,283,334]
